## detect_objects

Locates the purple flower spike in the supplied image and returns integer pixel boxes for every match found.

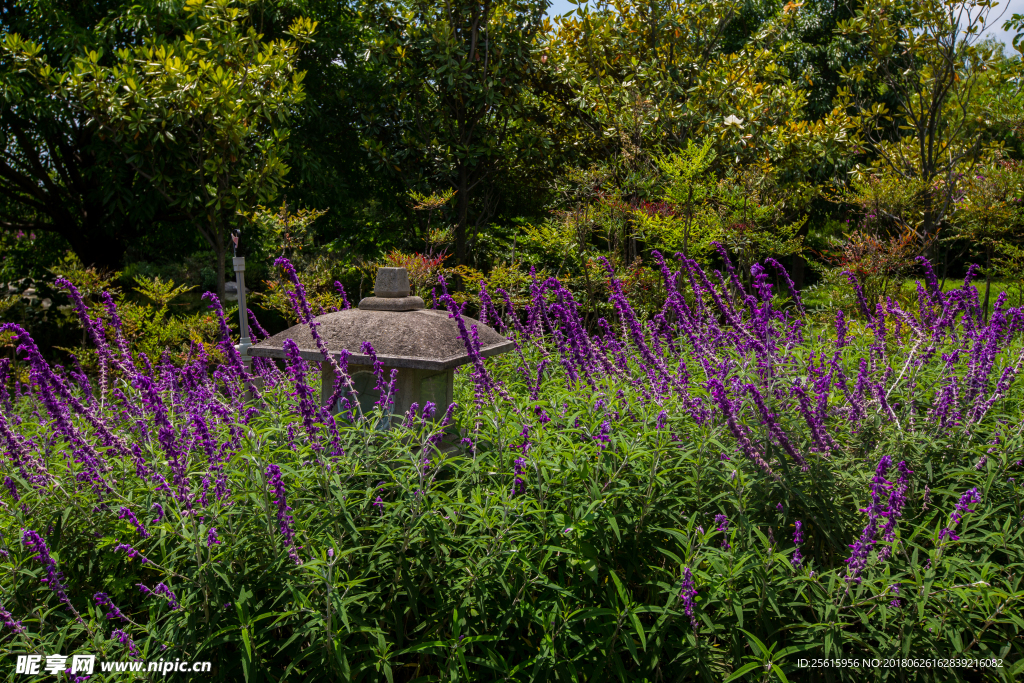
[939,488,981,542]
[877,461,912,560]
[715,514,730,549]
[791,521,805,568]
[764,258,805,313]
[266,464,301,564]
[0,601,25,635]
[889,583,902,608]
[22,530,71,608]
[334,281,351,310]
[94,592,128,621]
[746,384,805,468]
[154,582,180,611]
[679,567,698,630]
[512,457,528,496]
[842,271,873,320]
[118,507,151,539]
[111,627,141,657]
[707,378,775,477]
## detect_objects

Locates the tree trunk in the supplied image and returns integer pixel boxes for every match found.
[982,244,992,323]
[791,252,805,291]
[215,228,227,303]
[455,164,470,266]
[939,243,949,293]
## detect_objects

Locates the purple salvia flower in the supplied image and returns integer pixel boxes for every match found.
[439,281,504,401]
[101,291,135,369]
[113,541,150,564]
[679,567,698,630]
[889,583,901,608]
[746,384,805,468]
[0,601,25,635]
[939,488,981,542]
[94,592,127,621]
[201,292,253,398]
[153,582,180,610]
[517,424,532,456]
[713,242,746,302]
[764,258,805,314]
[513,457,528,496]
[845,455,891,583]
[877,461,912,560]
[594,420,612,449]
[334,281,351,310]
[426,402,458,446]
[56,277,116,394]
[715,514,730,549]
[23,529,80,620]
[275,259,357,414]
[707,378,775,477]
[842,271,873,320]
[118,507,151,539]
[791,382,835,455]
[111,628,141,657]
[266,463,301,564]
[835,310,848,349]
[915,256,942,304]
[478,281,506,332]
[247,308,271,340]
[207,527,221,547]
[791,520,805,568]
[3,476,19,504]
[282,339,322,441]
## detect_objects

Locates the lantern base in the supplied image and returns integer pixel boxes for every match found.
[321,362,454,427]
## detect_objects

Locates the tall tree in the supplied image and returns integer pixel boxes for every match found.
[356,0,550,264]
[836,0,1001,245]
[0,0,174,269]
[5,0,316,299]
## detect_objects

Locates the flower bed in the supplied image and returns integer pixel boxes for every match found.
[1,253,1022,681]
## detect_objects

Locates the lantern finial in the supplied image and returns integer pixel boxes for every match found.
[374,267,411,298]
[358,267,424,311]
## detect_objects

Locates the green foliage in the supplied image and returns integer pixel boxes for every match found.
[809,229,921,317]
[3,0,317,298]
[836,0,1004,242]
[0,0,174,270]
[356,0,550,263]
[544,0,854,187]
[242,201,329,264]
[3,315,1024,680]
[948,158,1024,313]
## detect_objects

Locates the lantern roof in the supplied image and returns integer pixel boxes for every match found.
[246,268,513,371]
[248,308,513,370]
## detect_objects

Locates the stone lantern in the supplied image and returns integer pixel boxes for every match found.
[247,267,513,422]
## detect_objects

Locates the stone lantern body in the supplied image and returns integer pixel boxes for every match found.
[247,267,513,420]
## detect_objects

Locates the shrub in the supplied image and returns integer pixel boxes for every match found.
[1,253,1023,681]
